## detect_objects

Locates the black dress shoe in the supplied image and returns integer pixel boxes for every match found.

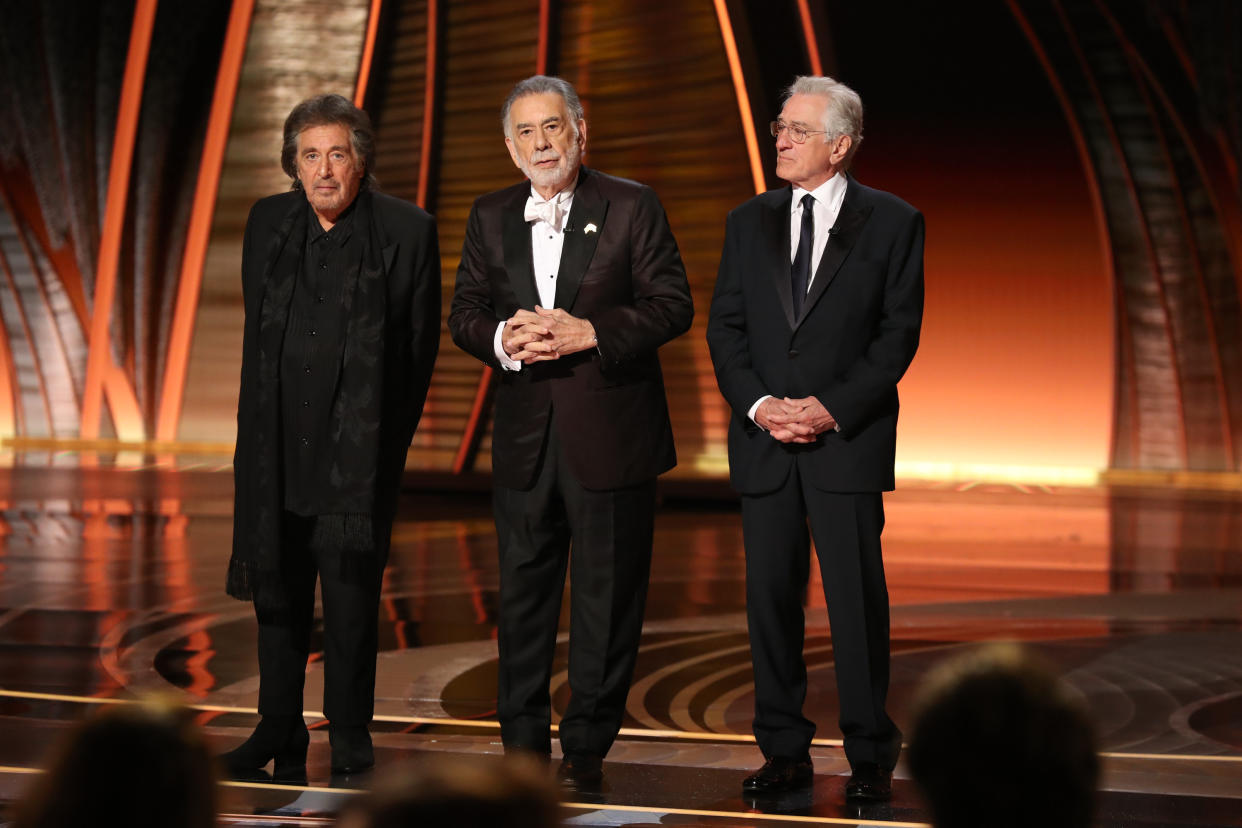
[742,756,813,793]
[556,753,603,788]
[845,763,892,802]
[220,715,309,781]
[329,724,374,774]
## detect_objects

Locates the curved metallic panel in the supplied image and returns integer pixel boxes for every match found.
[177,0,374,443]
[1013,0,1242,472]
[81,0,157,441]
[156,0,257,442]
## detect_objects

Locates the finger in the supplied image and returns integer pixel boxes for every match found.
[511,309,545,325]
[536,306,570,320]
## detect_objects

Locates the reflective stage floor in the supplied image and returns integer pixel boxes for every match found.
[1,464,1240,826]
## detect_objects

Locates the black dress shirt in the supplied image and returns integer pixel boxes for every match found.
[280,202,357,514]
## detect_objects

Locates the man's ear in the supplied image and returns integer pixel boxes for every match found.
[830,134,852,166]
[505,136,522,170]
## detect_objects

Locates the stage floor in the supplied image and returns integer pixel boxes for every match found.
[1,464,1240,826]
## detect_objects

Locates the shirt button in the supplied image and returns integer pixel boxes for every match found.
[304,365,311,373]
[316,296,325,303]
[320,262,327,269]
[300,437,309,446]
[788,349,800,357]
[302,400,310,408]
[309,329,317,336]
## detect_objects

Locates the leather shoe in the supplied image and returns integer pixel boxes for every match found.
[742,756,813,793]
[329,725,374,774]
[845,763,892,801]
[220,715,309,781]
[556,753,603,788]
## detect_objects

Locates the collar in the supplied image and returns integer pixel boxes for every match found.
[307,195,358,247]
[527,172,580,205]
[791,172,848,216]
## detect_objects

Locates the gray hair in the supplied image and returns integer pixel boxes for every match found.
[783,75,864,167]
[501,75,585,140]
[281,94,378,190]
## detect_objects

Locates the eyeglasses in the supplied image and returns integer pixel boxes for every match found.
[769,121,829,144]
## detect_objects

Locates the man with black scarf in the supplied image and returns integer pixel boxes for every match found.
[222,94,440,778]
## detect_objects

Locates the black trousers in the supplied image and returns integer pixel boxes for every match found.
[255,513,385,726]
[741,459,901,771]
[493,425,656,758]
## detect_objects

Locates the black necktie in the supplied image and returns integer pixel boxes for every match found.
[791,193,814,318]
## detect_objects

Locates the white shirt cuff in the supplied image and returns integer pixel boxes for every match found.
[494,321,523,371]
[748,395,772,429]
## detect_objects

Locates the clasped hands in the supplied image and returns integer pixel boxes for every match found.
[502,305,597,364]
[756,396,837,443]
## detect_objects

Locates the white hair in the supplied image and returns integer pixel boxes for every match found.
[783,75,864,166]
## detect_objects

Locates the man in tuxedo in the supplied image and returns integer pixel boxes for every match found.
[224,94,440,778]
[707,75,924,801]
[449,75,692,787]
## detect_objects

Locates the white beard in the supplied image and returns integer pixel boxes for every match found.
[519,140,582,194]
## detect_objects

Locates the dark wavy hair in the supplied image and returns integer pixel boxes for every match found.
[908,644,1099,828]
[281,93,378,190]
[12,700,217,828]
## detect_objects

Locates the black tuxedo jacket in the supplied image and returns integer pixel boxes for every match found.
[449,167,693,491]
[707,176,924,495]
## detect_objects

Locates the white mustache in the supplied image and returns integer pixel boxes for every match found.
[531,152,561,163]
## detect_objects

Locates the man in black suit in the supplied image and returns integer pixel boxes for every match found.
[449,75,692,786]
[707,76,923,801]
[224,94,440,778]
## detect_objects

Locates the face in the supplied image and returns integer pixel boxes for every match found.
[296,123,364,226]
[505,92,586,198]
[774,93,852,190]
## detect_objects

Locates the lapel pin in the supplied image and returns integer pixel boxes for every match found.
[584,222,597,235]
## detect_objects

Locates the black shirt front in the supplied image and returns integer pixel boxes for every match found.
[280,200,358,514]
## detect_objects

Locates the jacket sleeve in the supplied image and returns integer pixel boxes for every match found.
[407,211,441,417]
[589,186,694,367]
[448,202,505,368]
[820,209,924,434]
[707,208,770,417]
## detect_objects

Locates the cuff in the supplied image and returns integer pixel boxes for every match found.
[494,321,522,372]
[747,395,772,430]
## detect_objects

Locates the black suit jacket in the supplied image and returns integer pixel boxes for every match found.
[449,167,693,491]
[707,177,924,495]
[231,189,440,598]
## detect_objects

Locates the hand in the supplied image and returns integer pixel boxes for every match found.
[534,306,597,357]
[755,398,815,444]
[757,396,837,443]
[501,309,556,362]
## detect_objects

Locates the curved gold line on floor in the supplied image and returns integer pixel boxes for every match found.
[221,816,333,826]
[4,689,1242,763]
[560,803,930,827]
[1,767,925,827]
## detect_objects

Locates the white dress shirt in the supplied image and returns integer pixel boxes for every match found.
[748,172,849,425]
[493,183,577,371]
[788,172,848,283]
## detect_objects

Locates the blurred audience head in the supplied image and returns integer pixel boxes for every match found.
[336,754,561,828]
[13,698,217,828]
[907,643,1099,828]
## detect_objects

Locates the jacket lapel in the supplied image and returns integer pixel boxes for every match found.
[554,168,607,310]
[796,177,872,329]
[765,189,796,329]
[502,187,540,310]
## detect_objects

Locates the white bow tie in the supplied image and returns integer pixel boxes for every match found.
[524,195,566,231]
